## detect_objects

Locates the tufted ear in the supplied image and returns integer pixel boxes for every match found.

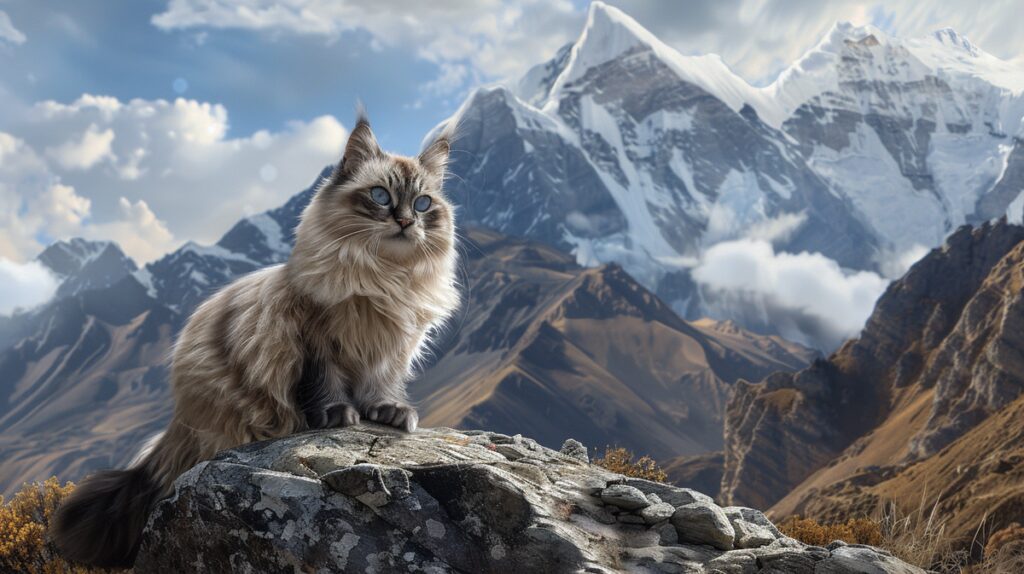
[333,114,383,182]
[418,122,455,177]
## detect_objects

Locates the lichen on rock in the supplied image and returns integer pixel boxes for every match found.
[134,425,924,573]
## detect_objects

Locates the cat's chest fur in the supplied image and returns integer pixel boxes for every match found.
[304,295,423,383]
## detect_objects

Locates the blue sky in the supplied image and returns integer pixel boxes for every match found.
[0,0,1021,277]
[1,0,448,153]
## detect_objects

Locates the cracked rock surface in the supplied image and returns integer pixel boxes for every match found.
[135,425,923,573]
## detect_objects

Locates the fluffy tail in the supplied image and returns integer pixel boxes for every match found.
[50,424,198,568]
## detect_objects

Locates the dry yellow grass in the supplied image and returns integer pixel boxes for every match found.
[778,515,883,547]
[593,447,668,483]
[781,496,1024,573]
[0,478,114,574]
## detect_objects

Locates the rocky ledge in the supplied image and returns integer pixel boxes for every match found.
[135,425,922,573]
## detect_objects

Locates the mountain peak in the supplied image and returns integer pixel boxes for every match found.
[569,1,658,76]
[539,1,761,117]
[36,237,138,299]
[819,21,890,53]
[931,27,979,56]
[37,238,129,278]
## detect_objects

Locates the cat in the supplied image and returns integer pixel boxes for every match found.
[50,114,461,568]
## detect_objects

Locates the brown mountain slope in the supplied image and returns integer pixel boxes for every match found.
[417,228,817,461]
[0,226,814,495]
[721,220,1024,513]
[789,391,1024,551]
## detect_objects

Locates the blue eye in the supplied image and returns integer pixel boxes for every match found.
[370,186,390,206]
[414,195,432,212]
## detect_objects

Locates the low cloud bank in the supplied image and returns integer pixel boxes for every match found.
[0,259,59,315]
[691,238,891,350]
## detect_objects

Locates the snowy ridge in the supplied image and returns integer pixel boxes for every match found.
[541,3,769,119]
[435,1,1024,349]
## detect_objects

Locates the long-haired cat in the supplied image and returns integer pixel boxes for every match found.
[50,115,461,568]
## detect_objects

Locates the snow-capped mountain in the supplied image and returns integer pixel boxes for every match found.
[772,22,1024,253]
[36,238,137,299]
[436,2,1024,332]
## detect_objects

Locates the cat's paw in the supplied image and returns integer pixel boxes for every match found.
[307,402,361,430]
[364,403,418,432]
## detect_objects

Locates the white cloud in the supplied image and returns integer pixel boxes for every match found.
[1,94,348,263]
[149,1,1024,94]
[34,183,93,236]
[0,10,26,45]
[743,211,807,244]
[47,124,116,170]
[152,0,580,95]
[692,238,889,349]
[877,243,931,279]
[86,198,174,262]
[0,259,58,315]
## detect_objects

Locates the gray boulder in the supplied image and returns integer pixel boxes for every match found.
[135,425,925,573]
[671,502,737,550]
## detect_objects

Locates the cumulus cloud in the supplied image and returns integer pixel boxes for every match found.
[0,259,59,315]
[692,238,889,349]
[85,198,175,263]
[46,124,116,170]
[0,94,348,263]
[0,10,26,45]
[151,0,580,95]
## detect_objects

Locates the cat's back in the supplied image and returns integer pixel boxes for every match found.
[177,264,290,345]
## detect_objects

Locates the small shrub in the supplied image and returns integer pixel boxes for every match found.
[777,515,883,547]
[0,477,111,574]
[985,523,1024,558]
[970,523,1024,574]
[593,447,667,483]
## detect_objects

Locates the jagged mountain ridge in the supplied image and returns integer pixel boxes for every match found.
[435,2,1024,342]
[0,172,814,496]
[719,220,1024,549]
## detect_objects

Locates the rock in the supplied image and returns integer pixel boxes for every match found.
[134,425,924,573]
[723,506,781,549]
[671,502,736,550]
[599,484,650,510]
[639,502,675,525]
[559,438,589,463]
[623,477,712,507]
[817,544,923,573]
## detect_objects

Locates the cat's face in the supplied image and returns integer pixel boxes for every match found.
[317,119,455,265]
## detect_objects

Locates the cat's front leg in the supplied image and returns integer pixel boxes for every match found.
[363,403,418,432]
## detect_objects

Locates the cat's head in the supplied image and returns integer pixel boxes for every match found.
[300,115,456,268]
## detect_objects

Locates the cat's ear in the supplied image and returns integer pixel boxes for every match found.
[334,115,383,182]
[418,122,455,177]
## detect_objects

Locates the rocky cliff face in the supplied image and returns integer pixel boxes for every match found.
[134,425,922,574]
[720,220,1024,523]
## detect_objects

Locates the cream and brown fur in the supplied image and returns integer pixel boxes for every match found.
[51,116,461,568]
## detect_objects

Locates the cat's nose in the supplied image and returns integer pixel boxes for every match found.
[396,217,414,229]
